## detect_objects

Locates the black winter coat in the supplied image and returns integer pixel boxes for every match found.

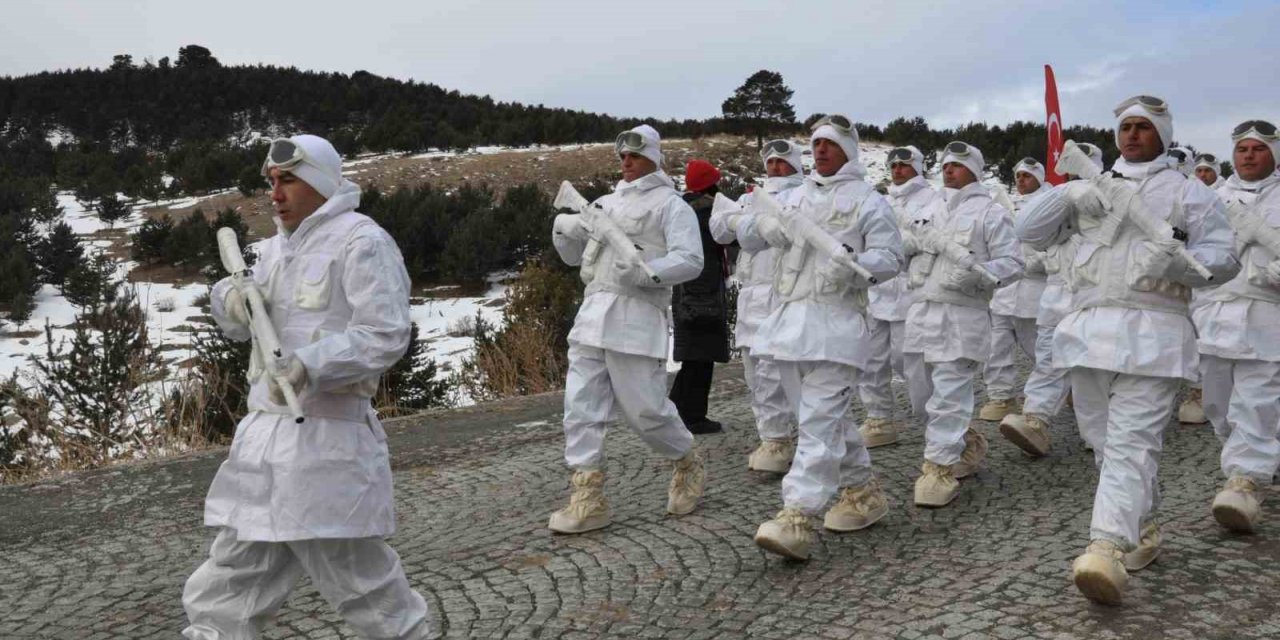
[672,192,730,363]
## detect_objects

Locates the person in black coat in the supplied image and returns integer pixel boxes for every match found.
[670,159,731,434]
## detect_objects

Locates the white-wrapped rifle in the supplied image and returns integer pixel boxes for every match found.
[1226,200,1280,258]
[748,186,879,284]
[553,180,660,284]
[1055,139,1214,281]
[908,216,1002,287]
[216,227,305,424]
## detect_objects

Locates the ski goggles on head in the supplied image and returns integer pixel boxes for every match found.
[1016,157,1042,170]
[1112,94,1168,117]
[1231,119,1279,142]
[1166,148,1189,163]
[759,139,796,160]
[887,147,916,166]
[260,138,308,175]
[810,114,855,135]
[943,141,976,158]
[615,130,650,156]
[1194,153,1217,165]
[1079,142,1103,158]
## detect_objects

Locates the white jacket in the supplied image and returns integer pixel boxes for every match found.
[554,171,703,359]
[1193,174,1280,361]
[1017,155,1240,380]
[868,176,943,321]
[205,180,412,541]
[903,181,1024,363]
[743,163,903,369]
[990,185,1051,319]
[710,175,803,349]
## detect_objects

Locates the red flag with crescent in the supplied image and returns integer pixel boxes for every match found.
[1044,64,1065,185]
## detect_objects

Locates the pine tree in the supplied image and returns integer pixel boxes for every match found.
[96,194,130,228]
[33,284,161,463]
[63,253,115,309]
[721,70,797,149]
[37,221,83,289]
[131,215,173,264]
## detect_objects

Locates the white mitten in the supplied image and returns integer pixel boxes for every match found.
[1264,260,1280,287]
[267,358,308,406]
[223,286,251,326]
[1064,181,1108,219]
[815,254,858,286]
[756,214,792,249]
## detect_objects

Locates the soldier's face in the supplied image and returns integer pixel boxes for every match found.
[765,158,797,178]
[268,168,326,232]
[943,162,976,189]
[890,163,917,186]
[1015,171,1041,195]
[1118,117,1163,163]
[1195,166,1218,186]
[1233,139,1276,182]
[812,138,847,177]
[620,152,657,183]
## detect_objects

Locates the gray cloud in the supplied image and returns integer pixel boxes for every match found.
[1,0,1274,158]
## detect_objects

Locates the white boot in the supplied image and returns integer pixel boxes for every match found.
[914,461,960,507]
[548,470,611,534]
[747,438,794,473]
[823,479,889,532]
[859,417,899,448]
[978,397,1019,422]
[754,508,814,560]
[952,426,988,479]
[999,413,1051,457]
[1178,387,1207,424]
[667,449,705,516]
[1072,539,1129,605]
[1123,519,1161,571]
[1213,476,1262,533]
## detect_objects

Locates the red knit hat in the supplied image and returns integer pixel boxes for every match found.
[684,159,721,193]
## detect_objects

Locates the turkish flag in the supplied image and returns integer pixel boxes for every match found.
[1044,65,1065,185]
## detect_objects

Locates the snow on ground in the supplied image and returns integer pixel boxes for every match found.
[409,277,510,406]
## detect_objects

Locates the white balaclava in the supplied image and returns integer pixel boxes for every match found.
[1114,99,1173,154]
[811,119,861,171]
[1171,146,1195,176]
[940,142,986,184]
[761,139,805,176]
[623,124,663,167]
[890,145,926,178]
[1013,158,1046,186]
[1079,142,1106,173]
[1231,121,1280,177]
[265,134,344,199]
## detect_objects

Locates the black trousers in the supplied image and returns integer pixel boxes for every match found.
[670,361,715,424]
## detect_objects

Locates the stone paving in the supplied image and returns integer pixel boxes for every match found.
[3,362,1280,639]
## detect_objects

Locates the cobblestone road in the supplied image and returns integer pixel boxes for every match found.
[3,362,1279,639]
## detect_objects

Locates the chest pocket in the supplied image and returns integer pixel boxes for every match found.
[1068,241,1103,292]
[296,255,335,310]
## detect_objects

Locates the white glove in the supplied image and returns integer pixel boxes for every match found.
[816,254,859,285]
[900,228,921,256]
[756,214,792,249]
[941,265,983,292]
[223,286,251,326]
[1263,260,1280,286]
[1024,249,1047,276]
[1130,240,1179,281]
[553,213,590,240]
[267,358,308,406]
[1064,181,1108,219]
[616,259,658,287]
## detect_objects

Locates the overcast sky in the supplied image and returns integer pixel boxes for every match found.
[2,0,1275,158]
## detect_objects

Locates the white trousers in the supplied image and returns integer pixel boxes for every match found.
[183,528,429,640]
[1200,355,1280,483]
[1021,324,1070,420]
[857,317,906,420]
[777,360,874,514]
[1070,368,1178,548]
[563,343,694,469]
[742,347,795,440]
[904,354,977,466]
[983,314,1038,401]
